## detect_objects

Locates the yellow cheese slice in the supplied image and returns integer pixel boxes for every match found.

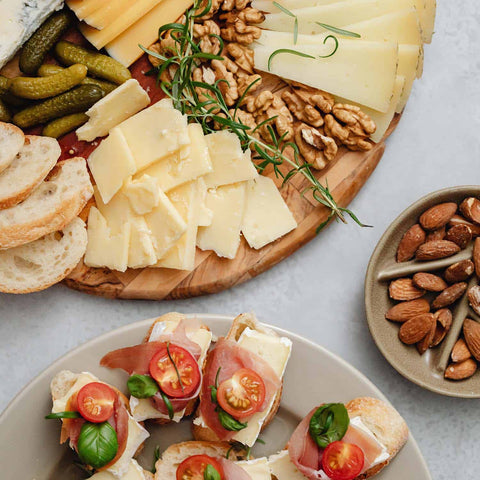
[396,44,422,112]
[124,175,160,215]
[83,0,137,30]
[79,0,164,50]
[197,177,213,227]
[422,0,436,44]
[106,0,194,67]
[89,460,147,480]
[253,0,341,11]
[236,458,272,480]
[67,0,104,20]
[268,451,307,480]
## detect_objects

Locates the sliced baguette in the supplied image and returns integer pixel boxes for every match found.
[0,157,93,249]
[0,122,24,174]
[0,217,87,294]
[0,135,60,209]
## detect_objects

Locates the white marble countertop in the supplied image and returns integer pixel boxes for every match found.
[1,2,478,479]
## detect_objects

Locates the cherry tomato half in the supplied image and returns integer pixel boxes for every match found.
[322,441,365,480]
[76,382,116,423]
[176,455,224,480]
[217,368,266,419]
[149,344,201,398]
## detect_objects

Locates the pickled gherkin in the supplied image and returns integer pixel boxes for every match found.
[42,113,89,138]
[0,100,11,122]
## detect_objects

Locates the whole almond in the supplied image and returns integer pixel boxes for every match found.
[467,286,480,316]
[464,318,480,361]
[417,320,436,355]
[445,224,472,249]
[432,282,467,309]
[412,272,447,292]
[396,224,426,262]
[389,278,425,301]
[399,313,435,345]
[444,259,475,283]
[445,359,477,380]
[426,226,446,242]
[451,338,472,363]
[431,309,453,347]
[415,240,461,261]
[459,197,480,225]
[419,202,457,231]
[449,214,480,236]
[473,238,480,277]
[385,299,430,322]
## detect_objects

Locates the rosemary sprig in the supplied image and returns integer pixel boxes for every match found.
[142,0,366,230]
[166,342,184,394]
[267,48,315,70]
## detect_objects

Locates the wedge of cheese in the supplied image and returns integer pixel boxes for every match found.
[236,458,272,480]
[106,0,195,67]
[422,0,436,43]
[89,460,147,480]
[83,0,135,30]
[67,0,105,20]
[124,175,160,215]
[253,0,341,11]
[396,44,422,112]
[252,40,398,112]
[197,178,213,227]
[268,451,306,480]
[197,182,247,259]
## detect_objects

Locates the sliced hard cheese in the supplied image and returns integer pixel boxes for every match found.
[396,44,422,112]
[67,0,105,20]
[253,0,341,12]
[253,40,398,112]
[83,0,135,30]
[118,99,190,172]
[422,0,436,44]
[242,176,297,250]
[89,460,147,480]
[124,175,160,215]
[106,0,195,67]
[76,78,150,142]
[236,458,272,480]
[87,128,136,204]
[139,123,212,192]
[197,178,213,227]
[85,207,130,272]
[203,131,258,187]
[197,182,247,259]
[79,0,163,49]
[268,451,306,480]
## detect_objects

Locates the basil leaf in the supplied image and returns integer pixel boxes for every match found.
[209,385,218,404]
[309,403,349,449]
[151,445,161,474]
[45,411,81,419]
[204,463,221,480]
[218,409,247,431]
[127,374,159,399]
[160,390,174,420]
[77,422,118,469]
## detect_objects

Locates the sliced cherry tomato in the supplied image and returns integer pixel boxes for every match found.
[76,382,116,423]
[176,455,224,480]
[149,344,200,398]
[322,441,365,480]
[217,368,266,419]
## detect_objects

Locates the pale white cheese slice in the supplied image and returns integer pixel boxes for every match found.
[236,458,272,480]
[52,372,99,413]
[89,459,147,480]
[124,175,160,215]
[197,178,213,227]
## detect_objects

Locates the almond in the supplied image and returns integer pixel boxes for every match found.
[431,308,453,347]
[399,313,435,345]
[389,278,425,301]
[396,224,426,262]
[412,272,447,292]
[385,299,430,322]
[444,259,475,283]
[467,285,480,316]
[474,238,480,277]
[451,338,471,363]
[419,202,457,231]
[464,318,480,361]
[417,320,436,355]
[459,197,480,225]
[431,282,467,309]
[415,240,461,261]
[445,359,477,380]
[449,214,480,236]
[426,226,446,242]
[445,224,472,249]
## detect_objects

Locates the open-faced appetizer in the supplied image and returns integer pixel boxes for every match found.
[100,313,212,423]
[193,313,292,447]
[47,370,150,478]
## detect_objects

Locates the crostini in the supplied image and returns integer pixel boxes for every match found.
[100,313,213,423]
[193,313,292,447]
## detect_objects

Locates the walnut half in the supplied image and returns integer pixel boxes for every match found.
[295,123,338,170]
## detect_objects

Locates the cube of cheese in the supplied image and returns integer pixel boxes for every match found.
[124,174,160,215]
[197,182,247,259]
[242,176,297,250]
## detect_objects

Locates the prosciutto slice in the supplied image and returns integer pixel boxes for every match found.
[219,458,254,480]
[199,338,281,441]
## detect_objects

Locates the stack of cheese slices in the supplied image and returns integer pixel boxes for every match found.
[83,81,297,272]
[0,123,93,293]
[251,0,436,142]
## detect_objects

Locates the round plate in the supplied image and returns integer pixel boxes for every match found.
[0,314,431,479]
[365,186,480,398]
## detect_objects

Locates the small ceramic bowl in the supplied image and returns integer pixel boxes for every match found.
[365,186,480,398]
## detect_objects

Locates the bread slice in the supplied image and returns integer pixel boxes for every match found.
[154,441,245,479]
[0,157,93,249]
[0,217,87,294]
[0,122,24,174]
[0,135,61,209]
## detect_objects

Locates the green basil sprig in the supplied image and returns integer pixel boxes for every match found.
[45,411,81,419]
[160,390,175,420]
[309,403,349,449]
[127,374,159,398]
[204,463,222,480]
[77,422,118,469]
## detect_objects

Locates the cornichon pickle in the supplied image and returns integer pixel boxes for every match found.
[0,76,11,96]
[42,112,89,138]
[1,93,30,108]
[38,64,117,94]
[19,10,73,75]
[0,99,11,122]
[55,41,131,85]
[13,85,104,128]
[10,64,87,100]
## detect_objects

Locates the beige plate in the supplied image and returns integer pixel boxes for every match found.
[0,314,430,479]
[365,186,480,398]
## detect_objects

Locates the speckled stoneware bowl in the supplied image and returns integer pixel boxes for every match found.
[365,186,480,398]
